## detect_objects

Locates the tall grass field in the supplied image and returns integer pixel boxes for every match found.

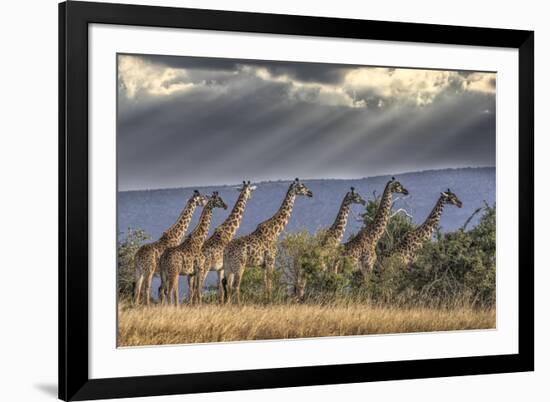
[117,302,495,346]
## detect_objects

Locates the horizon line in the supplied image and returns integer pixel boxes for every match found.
[118,165,496,194]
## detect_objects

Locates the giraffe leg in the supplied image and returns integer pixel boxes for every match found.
[133,274,144,305]
[166,277,173,305]
[264,253,275,303]
[133,251,145,305]
[216,270,224,304]
[158,283,165,305]
[224,272,234,304]
[174,275,180,306]
[158,271,165,305]
[224,250,243,304]
[168,275,178,306]
[263,268,270,302]
[194,257,206,305]
[360,252,376,279]
[233,268,244,305]
[143,269,155,306]
[221,252,231,305]
[166,277,172,305]
[191,274,197,305]
[187,275,195,305]
[196,270,206,305]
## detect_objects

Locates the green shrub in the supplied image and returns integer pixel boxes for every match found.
[279,231,355,302]
[238,264,286,304]
[117,228,150,300]
[279,201,496,308]
[370,204,496,307]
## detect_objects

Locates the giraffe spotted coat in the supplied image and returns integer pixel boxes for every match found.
[196,181,256,303]
[159,192,227,305]
[342,178,409,277]
[133,190,207,305]
[388,189,463,265]
[222,179,313,304]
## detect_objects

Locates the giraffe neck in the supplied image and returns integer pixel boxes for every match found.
[369,182,394,242]
[350,181,393,249]
[416,196,446,240]
[161,200,199,246]
[325,197,352,245]
[256,187,296,240]
[390,196,447,262]
[214,190,250,243]
[184,204,215,248]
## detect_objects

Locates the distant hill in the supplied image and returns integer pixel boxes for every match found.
[118,167,496,242]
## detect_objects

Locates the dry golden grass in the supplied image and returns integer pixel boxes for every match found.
[117,302,495,347]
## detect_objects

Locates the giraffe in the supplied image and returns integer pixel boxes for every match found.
[195,181,256,303]
[133,190,207,305]
[323,187,367,248]
[158,192,227,305]
[222,178,313,304]
[387,189,462,265]
[293,187,366,300]
[341,177,409,277]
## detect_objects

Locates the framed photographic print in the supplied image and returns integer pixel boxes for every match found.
[59,1,534,400]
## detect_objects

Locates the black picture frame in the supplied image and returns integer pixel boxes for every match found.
[59,1,534,400]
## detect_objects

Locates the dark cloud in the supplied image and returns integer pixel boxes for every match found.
[117,54,496,191]
[121,53,353,85]
[137,53,241,71]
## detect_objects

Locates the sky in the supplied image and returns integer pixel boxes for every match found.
[117,54,496,191]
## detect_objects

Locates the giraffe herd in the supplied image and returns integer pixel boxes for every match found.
[132,177,463,306]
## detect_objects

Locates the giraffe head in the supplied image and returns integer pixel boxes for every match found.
[388,177,409,196]
[207,191,228,210]
[440,188,463,208]
[236,180,257,200]
[190,189,208,207]
[290,178,313,198]
[346,186,366,205]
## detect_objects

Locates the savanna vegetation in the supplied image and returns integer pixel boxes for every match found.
[117,199,496,346]
[118,302,494,346]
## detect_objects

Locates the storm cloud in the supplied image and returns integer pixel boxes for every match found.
[117,54,496,191]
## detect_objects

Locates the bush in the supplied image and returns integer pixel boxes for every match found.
[238,264,286,304]
[117,228,150,300]
[279,231,355,302]
[278,201,496,308]
[370,204,496,307]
